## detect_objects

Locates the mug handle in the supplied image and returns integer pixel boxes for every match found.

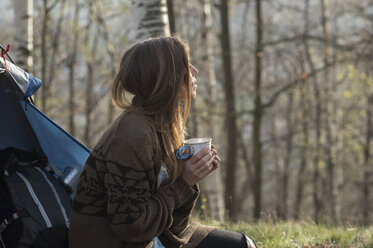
[176,145,192,160]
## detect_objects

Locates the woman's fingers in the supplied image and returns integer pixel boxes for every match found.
[186,151,214,177]
[181,145,221,186]
[214,154,221,163]
[186,147,210,165]
[194,150,214,167]
[190,157,215,183]
[198,165,215,181]
[194,155,215,175]
[211,144,220,167]
[195,153,221,180]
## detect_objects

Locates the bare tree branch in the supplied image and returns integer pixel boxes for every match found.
[237,57,348,116]
[263,34,367,51]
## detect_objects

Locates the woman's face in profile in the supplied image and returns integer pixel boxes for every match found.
[190,64,198,99]
[180,64,198,99]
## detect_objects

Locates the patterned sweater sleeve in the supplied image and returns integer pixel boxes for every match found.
[103,118,197,244]
[158,184,200,246]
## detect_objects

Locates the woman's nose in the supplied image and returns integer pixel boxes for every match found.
[190,64,198,77]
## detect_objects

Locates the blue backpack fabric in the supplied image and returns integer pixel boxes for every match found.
[0,47,90,247]
[0,58,90,175]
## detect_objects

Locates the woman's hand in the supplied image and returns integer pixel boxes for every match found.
[211,144,221,170]
[181,144,221,186]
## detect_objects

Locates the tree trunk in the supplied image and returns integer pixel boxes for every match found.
[198,0,224,221]
[253,0,263,220]
[294,77,310,220]
[41,0,49,112]
[270,113,282,219]
[47,0,66,97]
[166,0,176,35]
[130,0,170,42]
[85,59,94,148]
[321,0,336,225]
[331,11,343,225]
[280,91,294,220]
[96,0,117,125]
[362,94,373,226]
[83,4,98,148]
[13,0,33,72]
[237,134,255,217]
[67,0,81,136]
[303,0,322,224]
[220,0,237,221]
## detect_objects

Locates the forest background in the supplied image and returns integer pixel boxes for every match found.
[1,0,373,229]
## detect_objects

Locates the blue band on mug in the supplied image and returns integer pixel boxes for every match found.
[176,145,192,160]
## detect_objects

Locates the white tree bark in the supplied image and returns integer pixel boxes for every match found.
[130,0,170,42]
[13,0,33,71]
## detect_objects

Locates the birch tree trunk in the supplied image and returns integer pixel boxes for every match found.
[220,0,238,221]
[198,0,224,221]
[13,0,33,72]
[130,0,170,42]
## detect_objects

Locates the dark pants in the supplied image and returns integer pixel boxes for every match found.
[195,229,256,248]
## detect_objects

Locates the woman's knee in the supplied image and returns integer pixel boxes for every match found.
[243,235,257,248]
[196,229,257,248]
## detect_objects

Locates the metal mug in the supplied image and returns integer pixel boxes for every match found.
[176,137,212,159]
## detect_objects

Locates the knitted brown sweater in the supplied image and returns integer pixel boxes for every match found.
[68,112,215,248]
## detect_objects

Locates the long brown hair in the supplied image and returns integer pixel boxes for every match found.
[112,36,191,183]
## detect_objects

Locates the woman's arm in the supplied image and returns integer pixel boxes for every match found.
[104,133,197,245]
[158,145,221,245]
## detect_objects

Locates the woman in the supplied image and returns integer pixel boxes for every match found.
[69,36,256,248]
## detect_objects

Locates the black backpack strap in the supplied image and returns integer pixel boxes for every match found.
[0,212,21,234]
[2,168,37,225]
[0,211,25,248]
[0,153,16,174]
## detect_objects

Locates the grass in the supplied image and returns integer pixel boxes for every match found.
[200,220,373,247]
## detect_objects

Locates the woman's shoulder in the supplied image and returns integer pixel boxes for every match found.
[114,111,153,139]
[92,111,154,157]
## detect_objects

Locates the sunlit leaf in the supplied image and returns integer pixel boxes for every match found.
[343,90,352,98]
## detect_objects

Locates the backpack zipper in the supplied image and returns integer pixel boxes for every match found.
[16,172,52,228]
[34,167,70,227]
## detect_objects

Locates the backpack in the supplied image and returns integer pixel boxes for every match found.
[0,147,72,248]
